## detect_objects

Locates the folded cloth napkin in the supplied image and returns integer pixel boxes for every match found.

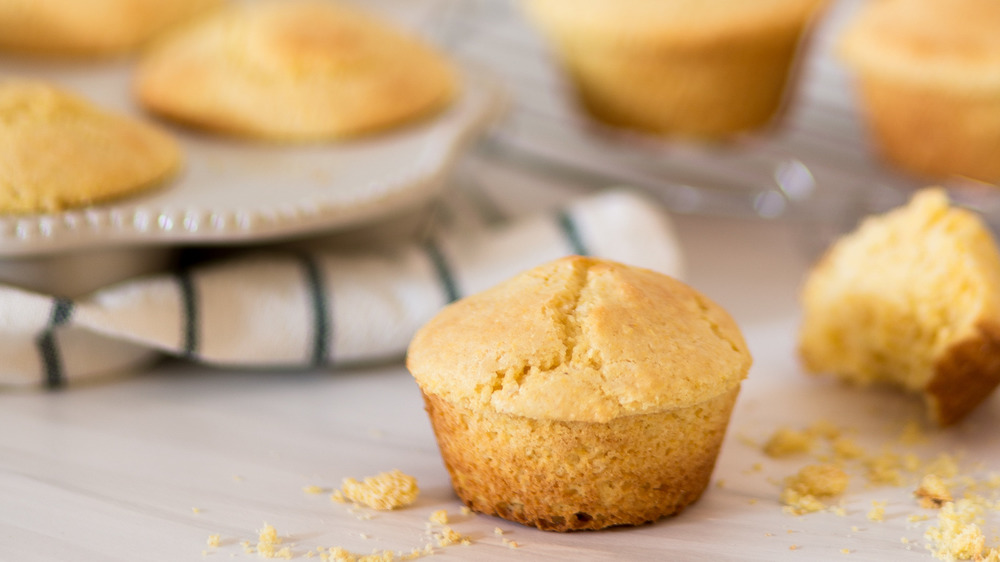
[0,189,684,388]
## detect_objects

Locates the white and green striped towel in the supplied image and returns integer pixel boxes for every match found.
[0,190,684,388]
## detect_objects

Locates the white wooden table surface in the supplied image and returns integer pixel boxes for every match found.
[3,208,998,561]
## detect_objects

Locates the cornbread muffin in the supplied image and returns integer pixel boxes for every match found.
[0,79,181,214]
[0,0,222,56]
[520,0,826,139]
[134,0,457,142]
[799,189,1000,426]
[408,256,752,531]
[840,0,1000,182]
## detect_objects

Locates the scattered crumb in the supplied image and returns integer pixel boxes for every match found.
[192,507,203,514]
[866,452,904,486]
[276,546,292,560]
[493,528,504,536]
[207,534,221,548]
[867,501,886,522]
[303,485,325,495]
[781,464,849,515]
[916,474,953,509]
[234,475,244,482]
[808,420,841,440]
[459,506,472,516]
[765,532,774,537]
[331,490,346,504]
[851,526,860,532]
[429,510,448,525]
[789,544,800,551]
[501,537,519,549]
[434,526,471,547]
[716,479,726,489]
[256,522,282,558]
[748,498,759,505]
[909,514,930,522]
[764,427,814,457]
[841,548,851,554]
[831,437,865,461]
[925,454,960,479]
[340,470,419,511]
[925,498,1000,561]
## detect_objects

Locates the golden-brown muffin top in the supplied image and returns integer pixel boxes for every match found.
[840,0,1000,90]
[521,0,826,45]
[0,0,223,56]
[0,79,180,213]
[134,0,457,141]
[408,256,751,423]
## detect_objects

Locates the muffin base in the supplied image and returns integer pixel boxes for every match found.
[421,386,740,531]
[856,77,1000,183]
[547,30,805,138]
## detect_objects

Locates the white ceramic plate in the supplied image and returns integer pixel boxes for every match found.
[0,58,506,257]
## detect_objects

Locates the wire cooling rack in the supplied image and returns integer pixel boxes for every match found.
[418,0,999,230]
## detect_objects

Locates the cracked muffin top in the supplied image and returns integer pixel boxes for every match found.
[407,256,751,423]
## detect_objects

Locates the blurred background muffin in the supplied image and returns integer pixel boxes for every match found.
[0,79,181,213]
[0,0,223,57]
[840,0,1000,184]
[519,0,827,140]
[134,0,457,142]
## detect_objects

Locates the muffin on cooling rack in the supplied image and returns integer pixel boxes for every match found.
[799,189,1000,426]
[520,0,826,139]
[0,79,181,214]
[134,0,457,142]
[840,0,1000,183]
[0,0,222,56]
[408,256,752,531]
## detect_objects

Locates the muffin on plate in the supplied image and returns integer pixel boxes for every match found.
[520,0,826,139]
[407,256,752,531]
[0,79,181,214]
[799,189,1000,426]
[840,0,1000,183]
[0,0,222,56]
[134,0,457,142]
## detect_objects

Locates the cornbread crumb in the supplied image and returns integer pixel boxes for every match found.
[808,420,841,440]
[867,501,886,522]
[764,427,814,457]
[832,437,865,461]
[841,548,851,554]
[340,470,419,511]
[925,498,1000,561]
[781,464,850,515]
[851,526,860,533]
[459,506,471,516]
[916,474,954,509]
[866,452,904,486]
[192,507,203,514]
[207,534,221,548]
[256,523,282,558]
[716,479,726,489]
[331,490,347,504]
[434,527,471,547]
[493,528,504,536]
[303,485,325,494]
[276,547,292,560]
[926,454,960,479]
[429,510,448,525]
[909,514,930,522]
[502,537,519,549]
[790,544,800,551]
